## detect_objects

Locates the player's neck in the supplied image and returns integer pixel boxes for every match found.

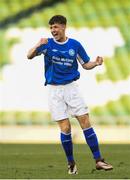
[53,37,68,45]
[56,36,67,43]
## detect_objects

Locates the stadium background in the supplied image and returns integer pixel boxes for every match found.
[0,0,130,143]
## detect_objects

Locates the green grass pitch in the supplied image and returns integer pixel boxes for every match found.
[0,144,130,179]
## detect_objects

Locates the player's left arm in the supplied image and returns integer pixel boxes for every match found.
[82,56,103,70]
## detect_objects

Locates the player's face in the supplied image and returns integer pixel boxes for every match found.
[50,23,66,42]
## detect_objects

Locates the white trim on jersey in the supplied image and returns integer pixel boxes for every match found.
[77,54,85,65]
[53,37,69,45]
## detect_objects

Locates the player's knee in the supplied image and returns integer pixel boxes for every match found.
[59,123,71,133]
[58,119,71,133]
[61,125,71,133]
[76,114,91,129]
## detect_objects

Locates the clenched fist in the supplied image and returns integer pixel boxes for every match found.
[35,38,48,49]
[95,56,103,66]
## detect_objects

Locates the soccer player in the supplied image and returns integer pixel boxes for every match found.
[27,15,113,174]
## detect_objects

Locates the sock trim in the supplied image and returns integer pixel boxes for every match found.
[61,132,71,135]
[87,133,95,138]
[62,139,71,142]
[83,127,92,132]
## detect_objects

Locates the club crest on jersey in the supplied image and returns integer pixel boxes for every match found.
[69,49,75,56]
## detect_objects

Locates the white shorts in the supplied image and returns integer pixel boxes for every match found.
[48,82,89,121]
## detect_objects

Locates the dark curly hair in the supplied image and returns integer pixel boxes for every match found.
[49,15,67,25]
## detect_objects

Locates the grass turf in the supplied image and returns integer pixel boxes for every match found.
[0,144,130,179]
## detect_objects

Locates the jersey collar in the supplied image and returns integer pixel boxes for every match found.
[53,37,69,45]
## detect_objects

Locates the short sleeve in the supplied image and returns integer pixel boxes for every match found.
[36,43,48,56]
[77,42,90,64]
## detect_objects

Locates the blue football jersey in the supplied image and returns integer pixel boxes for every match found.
[36,38,90,85]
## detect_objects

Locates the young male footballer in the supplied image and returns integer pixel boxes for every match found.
[27,15,113,174]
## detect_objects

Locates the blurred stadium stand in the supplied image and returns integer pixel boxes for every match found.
[0,0,130,126]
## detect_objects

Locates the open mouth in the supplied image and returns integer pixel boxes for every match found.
[52,32,58,38]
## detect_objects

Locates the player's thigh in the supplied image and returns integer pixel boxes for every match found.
[65,83,89,116]
[48,87,68,121]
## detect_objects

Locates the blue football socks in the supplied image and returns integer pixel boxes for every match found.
[60,132,74,162]
[83,127,101,160]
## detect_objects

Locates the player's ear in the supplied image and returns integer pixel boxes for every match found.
[61,24,66,30]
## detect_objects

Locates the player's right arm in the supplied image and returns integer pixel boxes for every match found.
[77,42,103,69]
[27,38,48,59]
